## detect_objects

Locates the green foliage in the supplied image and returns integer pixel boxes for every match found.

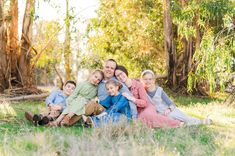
[33,20,63,68]
[32,20,64,84]
[170,0,235,93]
[188,26,234,93]
[85,0,166,77]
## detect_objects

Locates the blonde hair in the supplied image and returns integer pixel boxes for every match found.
[92,69,104,79]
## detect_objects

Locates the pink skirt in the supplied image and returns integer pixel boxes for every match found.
[138,104,181,128]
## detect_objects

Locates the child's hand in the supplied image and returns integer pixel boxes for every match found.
[96,112,108,118]
[50,104,62,111]
[122,92,135,102]
[163,108,171,116]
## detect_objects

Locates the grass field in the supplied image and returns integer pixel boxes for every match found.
[0,94,235,156]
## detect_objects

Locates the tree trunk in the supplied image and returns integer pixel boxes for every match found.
[6,0,19,87]
[164,0,202,93]
[0,0,19,92]
[18,0,35,87]
[0,0,8,92]
[178,35,193,85]
[64,0,72,80]
[163,0,177,88]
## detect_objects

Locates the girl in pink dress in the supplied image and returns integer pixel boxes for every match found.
[115,65,182,128]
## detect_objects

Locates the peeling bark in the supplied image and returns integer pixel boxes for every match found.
[18,0,35,87]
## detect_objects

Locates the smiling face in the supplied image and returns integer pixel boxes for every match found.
[106,83,119,96]
[115,69,128,83]
[89,71,103,85]
[141,73,155,89]
[63,83,76,96]
[103,60,117,80]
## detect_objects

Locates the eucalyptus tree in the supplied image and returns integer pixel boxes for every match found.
[64,0,72,80]
[0,0,36,92]
[19,0,36,87]
[86,0,165,77]
[169,0,234,94]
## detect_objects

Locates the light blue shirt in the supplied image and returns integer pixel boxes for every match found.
[45,90,68,111]
[98,77,137,119]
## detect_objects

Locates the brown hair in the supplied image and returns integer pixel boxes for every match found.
[64,80,76,87]
[115,65,128,76]
[105,79,123,90]
[60,80,76,90]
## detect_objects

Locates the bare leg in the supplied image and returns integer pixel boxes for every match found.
[67,112,75,118]
[50,114,65,126]
[60,113,75,126]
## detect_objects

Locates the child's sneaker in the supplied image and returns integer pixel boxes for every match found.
[32,114,43,126]
[33,114,43,121]
[38,116,50,126]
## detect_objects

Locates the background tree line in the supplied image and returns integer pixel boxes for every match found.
[84,0,234,95]
[0,0,234,96]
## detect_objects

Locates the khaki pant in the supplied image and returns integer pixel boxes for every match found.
[68,101,105,126]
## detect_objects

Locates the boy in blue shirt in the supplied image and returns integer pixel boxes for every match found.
[25,80,76,126]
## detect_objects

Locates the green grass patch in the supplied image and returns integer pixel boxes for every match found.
[0,95,235,156]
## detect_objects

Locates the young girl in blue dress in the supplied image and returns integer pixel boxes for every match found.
[84,80,132,127]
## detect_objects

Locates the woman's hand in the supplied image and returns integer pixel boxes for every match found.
[122,92,135,102]
[163,108,171,116]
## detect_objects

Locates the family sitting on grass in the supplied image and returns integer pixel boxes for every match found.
[25,59,212,128]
